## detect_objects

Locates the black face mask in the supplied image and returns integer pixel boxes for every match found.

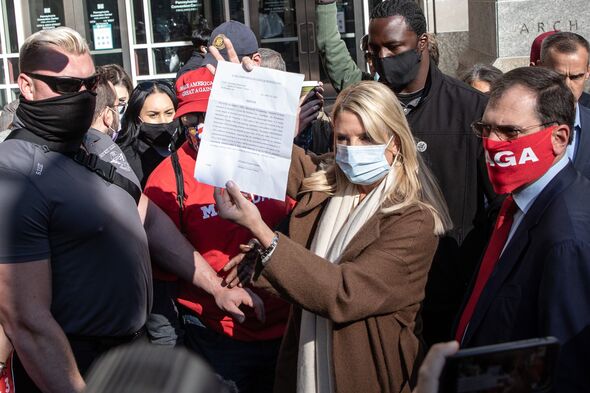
[373,48,422,93]
[15,90,96,143]
[138,119,180,151]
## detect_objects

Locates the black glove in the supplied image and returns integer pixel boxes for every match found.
[298,86,324,135]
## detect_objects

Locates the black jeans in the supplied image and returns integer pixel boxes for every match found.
[180,307,281,393]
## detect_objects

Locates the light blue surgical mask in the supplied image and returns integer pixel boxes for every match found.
[336,137,393,185]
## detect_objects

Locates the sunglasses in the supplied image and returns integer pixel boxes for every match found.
[471,120,557,141]
[25,72,100,94]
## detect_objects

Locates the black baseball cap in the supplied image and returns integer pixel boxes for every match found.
[203,20,259,67]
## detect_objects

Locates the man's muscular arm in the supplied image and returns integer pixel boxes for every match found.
[0,260,85,393]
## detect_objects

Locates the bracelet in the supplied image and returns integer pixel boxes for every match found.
[259,232,279,266]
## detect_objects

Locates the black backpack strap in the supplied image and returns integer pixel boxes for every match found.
[73,150,142,204]
[8,128,141,204]
[170,151,186,234]
[6,128,81,153]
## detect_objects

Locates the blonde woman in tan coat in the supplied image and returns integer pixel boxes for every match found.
[215,81,452,393]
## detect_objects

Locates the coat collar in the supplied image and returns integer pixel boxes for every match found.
[462,163,579,345]
[574,104,590,167]
[414,62,443,109]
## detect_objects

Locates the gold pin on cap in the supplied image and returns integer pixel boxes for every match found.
[212,34,226,50]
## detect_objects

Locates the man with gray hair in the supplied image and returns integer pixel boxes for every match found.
[258,47,286,71]
[540,32,590,109]
[0,27,262,393]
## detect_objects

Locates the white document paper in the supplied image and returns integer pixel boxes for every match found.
[195,61,304,201]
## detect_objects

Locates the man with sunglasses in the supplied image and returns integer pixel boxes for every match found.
[0,27,148,393]
[0,26,264,393]
[455,66,590,391]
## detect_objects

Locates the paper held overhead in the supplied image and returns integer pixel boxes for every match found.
[195,61,304,201]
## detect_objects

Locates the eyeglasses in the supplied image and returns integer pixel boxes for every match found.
[116,101,127,115]
[24,72,100,94]
[471,120,557,141]
[106,105,118,116]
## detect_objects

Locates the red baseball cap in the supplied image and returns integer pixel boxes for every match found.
[175,67,214,119]
[530,31,559,65]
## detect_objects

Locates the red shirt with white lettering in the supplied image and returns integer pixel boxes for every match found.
[144,142,294,341]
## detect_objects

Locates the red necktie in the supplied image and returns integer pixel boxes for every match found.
[455,195,518,343]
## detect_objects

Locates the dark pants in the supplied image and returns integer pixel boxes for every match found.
[181,308,281,393]
[146,279,184,346]
[12,330,147,392]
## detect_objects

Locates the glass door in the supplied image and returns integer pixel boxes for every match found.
[27,0,65,32]
[318,0,363,98]
[1,0,24,106]
[83,0,125,67]
[249,0,313,76]
[23,0,130,74]
[248,0,364,100]
[125,0,219,83]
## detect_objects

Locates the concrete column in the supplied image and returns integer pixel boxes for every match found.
[461,0,590,72]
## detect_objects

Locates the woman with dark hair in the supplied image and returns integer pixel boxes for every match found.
[99,64,133,119]
[117,80,182,187]
[461,63,503,94]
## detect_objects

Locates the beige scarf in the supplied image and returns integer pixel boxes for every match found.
[296,170,394,393]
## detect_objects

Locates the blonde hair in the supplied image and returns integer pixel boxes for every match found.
[300,81,452,235]
[19,27,89,72]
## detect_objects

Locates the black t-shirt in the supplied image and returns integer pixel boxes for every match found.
[0,139,152,336]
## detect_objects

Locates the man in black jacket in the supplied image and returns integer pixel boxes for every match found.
[176,22,211,79]
[316,0,493,345]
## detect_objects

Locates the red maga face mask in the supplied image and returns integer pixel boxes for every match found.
[483,125,558,194]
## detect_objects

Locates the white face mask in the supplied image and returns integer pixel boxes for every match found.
[335,137,393,185]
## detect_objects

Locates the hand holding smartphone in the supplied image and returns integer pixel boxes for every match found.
[298,81,324,135]
[438,337,560,393]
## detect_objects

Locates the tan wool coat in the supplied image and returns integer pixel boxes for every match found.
[255,147,439,393]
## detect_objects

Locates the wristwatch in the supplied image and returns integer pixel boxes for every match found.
[258,233,279,266]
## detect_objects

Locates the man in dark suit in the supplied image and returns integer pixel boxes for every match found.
[540,32,590,178]
[455,67,590,392]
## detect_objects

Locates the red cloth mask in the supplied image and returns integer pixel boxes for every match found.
[483,125,558,194]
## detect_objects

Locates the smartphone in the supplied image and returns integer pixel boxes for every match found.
[300,81,320,97]
[438,337,560,393]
